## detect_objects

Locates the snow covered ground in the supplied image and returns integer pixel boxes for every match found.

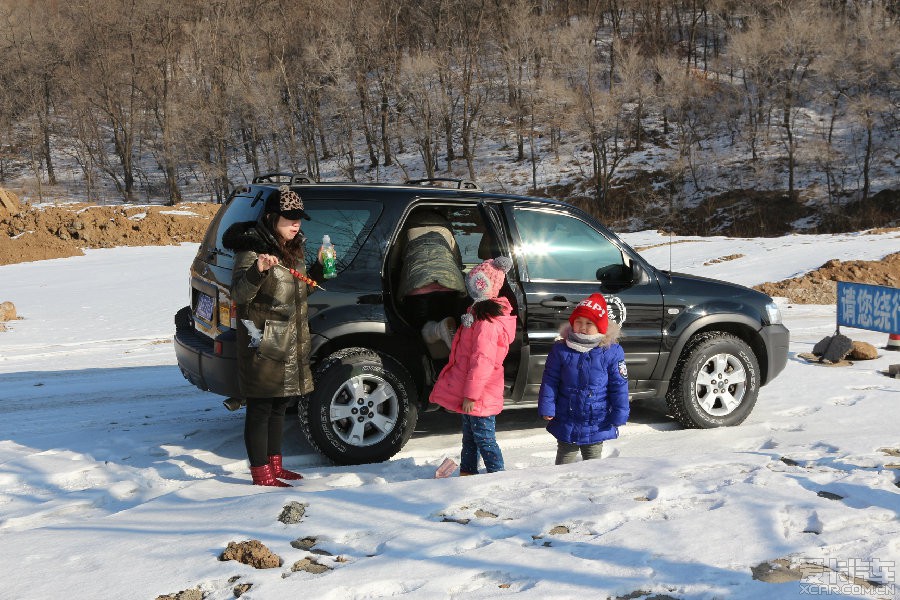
[0,231,898,600]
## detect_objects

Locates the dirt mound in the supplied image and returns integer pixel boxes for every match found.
[0,202,221,266]
[0,187,20,218]
[754,250,900,304]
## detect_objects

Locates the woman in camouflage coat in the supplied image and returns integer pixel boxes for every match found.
[222,186,320,486]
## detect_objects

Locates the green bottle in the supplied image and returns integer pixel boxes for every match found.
[319,234,337,279]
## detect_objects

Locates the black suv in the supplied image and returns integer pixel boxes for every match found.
[174,174,789,465]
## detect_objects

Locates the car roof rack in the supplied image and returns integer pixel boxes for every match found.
[252,172,313,185]
[405,178,481,191]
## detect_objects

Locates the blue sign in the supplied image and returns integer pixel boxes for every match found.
[837,281,900,334]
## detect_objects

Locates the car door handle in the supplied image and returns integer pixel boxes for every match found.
[540,297,574,309]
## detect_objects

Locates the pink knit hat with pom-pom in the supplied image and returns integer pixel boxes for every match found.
[466,256,513,302]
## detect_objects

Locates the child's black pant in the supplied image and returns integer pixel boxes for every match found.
[245,397,291,467]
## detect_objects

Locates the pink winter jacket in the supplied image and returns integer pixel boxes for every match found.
[429,297,517,417]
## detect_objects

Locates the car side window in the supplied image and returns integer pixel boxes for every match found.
[512,207,622,281]
[301,201,382,272]
[213,196,380,275]
[443,206,489,270]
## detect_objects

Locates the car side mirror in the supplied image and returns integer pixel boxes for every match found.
[597,261,643,290]
[596,263,630,285]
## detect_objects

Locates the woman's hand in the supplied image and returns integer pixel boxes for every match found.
[542,415,553,421]
[256,253,279,272]
[461,398,475,414]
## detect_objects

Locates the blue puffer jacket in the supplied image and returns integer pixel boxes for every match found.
[538,323,629,445]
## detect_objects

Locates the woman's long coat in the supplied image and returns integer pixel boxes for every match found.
[223,221,314,399]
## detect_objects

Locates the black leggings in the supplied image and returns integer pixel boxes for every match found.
[244,397,291,467]
[403,291,466,330]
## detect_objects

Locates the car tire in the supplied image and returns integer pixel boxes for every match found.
[299,347,418,465]
[666,332,759,428]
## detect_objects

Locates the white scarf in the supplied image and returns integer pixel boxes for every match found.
[566,330,603,353]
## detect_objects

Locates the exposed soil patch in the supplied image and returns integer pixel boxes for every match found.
[219,539,281,569]
[754,250,900,304]
[0,200,220,266]
[820,188,900,232]
[291,557,331,574]
[633,239,702,252]
[704,253,744,265]
[0,301,17,332]
[155,589,203,600]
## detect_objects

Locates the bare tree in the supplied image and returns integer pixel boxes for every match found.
[398,53,443,178]
[181,0,263,201]
[556,20,628,212]
[455,1,488,181]
[138,0,201,204]
[64,0,159,201]
[1,2,66,191]
[729,2,822,200]
[615,42,655,151]
[830,4,899,202]
[493,0,536,163]
[771,5,821,201]
[372,0,408,168]
[0,0,897,216]
[655,54,715,195]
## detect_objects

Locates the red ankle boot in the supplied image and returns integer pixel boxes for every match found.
[268,454,303,480]
[250,463,291,487]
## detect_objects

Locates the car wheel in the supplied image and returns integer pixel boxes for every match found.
[299,347,418,465]
[666,332,759,428]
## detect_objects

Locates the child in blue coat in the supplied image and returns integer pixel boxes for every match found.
[538,293,629,465]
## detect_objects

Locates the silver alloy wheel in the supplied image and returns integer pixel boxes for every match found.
[328,374,399,446]
[693,352,748,416]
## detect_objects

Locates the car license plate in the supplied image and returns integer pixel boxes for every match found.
[195,293,215,322]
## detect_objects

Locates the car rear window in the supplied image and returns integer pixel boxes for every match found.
[209,192,264,259]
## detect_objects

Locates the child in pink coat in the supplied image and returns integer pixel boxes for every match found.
[429,257,517,474]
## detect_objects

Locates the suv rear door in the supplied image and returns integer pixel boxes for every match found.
[502,203,664,400]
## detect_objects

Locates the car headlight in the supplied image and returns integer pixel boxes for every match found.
[764,301,783,325]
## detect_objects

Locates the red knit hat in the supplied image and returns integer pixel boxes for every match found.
[569,293,609,334]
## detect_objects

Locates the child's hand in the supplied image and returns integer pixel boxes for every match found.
[462,398,475,413]
[542,415,553,421]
